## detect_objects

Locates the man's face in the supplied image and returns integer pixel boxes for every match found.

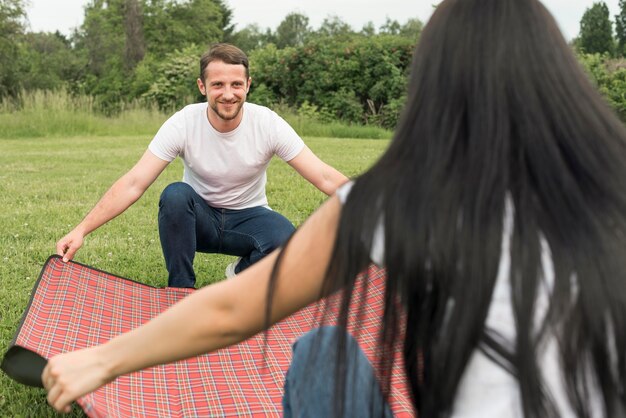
[198,60,250,122]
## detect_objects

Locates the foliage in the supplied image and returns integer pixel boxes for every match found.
[360,22,376,36]
[274,12,310,48]
[0,0,26,99]
[247,43,292,96]
[229,23,273,54]
[142,0,224,57]
[17,31,82,91]
[140,44,203,112]
[214,0,235,41]
[57,0,230,113]
[398,18,423,41]
[8,3,421,127]
[316,15,354,38]
[0,89,168,138]
[579,2,614,55]
[578,52,626,119]
[123,0,145,69]
[616,0,626,56]
[78,0,125,77]
[0,89,391,140]
[240,14,420,129]
[379,17,402,35]
[12,2,626,134]
[247,81,278,107]
[250,34,414,129]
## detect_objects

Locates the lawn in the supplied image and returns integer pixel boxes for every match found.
[0,134,388,416]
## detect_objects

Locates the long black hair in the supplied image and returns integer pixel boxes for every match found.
[269,0,626,416]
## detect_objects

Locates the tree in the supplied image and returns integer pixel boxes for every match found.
[214,0,235,41]
[147,0,224,54]
[141,44,202,111]
[399,18,423,40]
[0,0,26,98]
[616,0,626,56]
[123,0,145,70]
[579,2,613,55]
[18,31,82,91]
[76,0,125,77]
[316,15,353,38]
[230,23,272,53]
[275,12,310,48]
[360,21,376,37]
[70,0,229,112]
[250,34,414,128]
[138,0,227,59]
[379,18,401,35]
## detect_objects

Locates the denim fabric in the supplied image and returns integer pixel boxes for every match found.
[158,182,295,288]
[283,326,393,418]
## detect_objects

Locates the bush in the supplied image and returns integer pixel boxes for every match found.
[578,52,626,120]
[248,82,278,107]
[141,45,203,112]
[250,34,415,129]
[320,88,364,123]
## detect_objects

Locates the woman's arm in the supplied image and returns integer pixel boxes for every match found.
[43,195,343,413]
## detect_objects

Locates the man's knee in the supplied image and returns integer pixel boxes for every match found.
[263,213,296,251]
[270,222,296,249]
[159,182,196,214]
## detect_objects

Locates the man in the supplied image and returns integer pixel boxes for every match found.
[56,43,348,288]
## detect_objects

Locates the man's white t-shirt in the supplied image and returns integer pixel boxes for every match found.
[148,102,305,210]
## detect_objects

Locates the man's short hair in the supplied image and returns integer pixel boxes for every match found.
[199,43,249,81]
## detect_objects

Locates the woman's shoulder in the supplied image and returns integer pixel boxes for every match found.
[335,181,355,204]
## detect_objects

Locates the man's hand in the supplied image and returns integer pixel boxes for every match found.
[42,347,113,413]
[56,230,85,262]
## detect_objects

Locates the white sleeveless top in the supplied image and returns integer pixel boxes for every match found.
[336,181,592,417]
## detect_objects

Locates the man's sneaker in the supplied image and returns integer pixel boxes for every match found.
[225,257,241,278]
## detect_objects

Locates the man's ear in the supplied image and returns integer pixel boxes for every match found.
[197,78,206,95]
[247,77,252,93]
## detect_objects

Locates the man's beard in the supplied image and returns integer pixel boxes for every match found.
[210,100,244,121]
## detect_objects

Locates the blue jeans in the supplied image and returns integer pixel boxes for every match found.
[158,182,296,288]
[283,327,393,417]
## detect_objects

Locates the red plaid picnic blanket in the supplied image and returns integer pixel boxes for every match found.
[2,255,415,417]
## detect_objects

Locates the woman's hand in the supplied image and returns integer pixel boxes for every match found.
[42,346,114,413]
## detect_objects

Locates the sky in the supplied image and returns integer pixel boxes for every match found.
[24,0,621,42]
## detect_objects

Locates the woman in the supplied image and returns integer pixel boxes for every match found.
[44,0,626,416]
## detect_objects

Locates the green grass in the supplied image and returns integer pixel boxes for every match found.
[0,90,393,141]
[0,90,169,139]
[0,134,389,416]
[281,113,392,139]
